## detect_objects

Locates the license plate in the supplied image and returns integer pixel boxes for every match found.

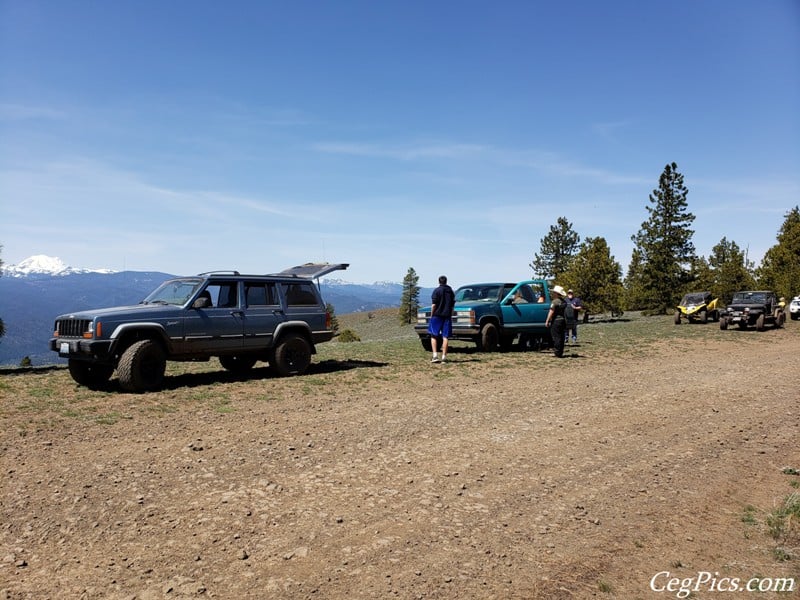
[60,342,70,354]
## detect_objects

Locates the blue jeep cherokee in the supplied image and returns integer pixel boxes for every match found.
[50,263,348,392]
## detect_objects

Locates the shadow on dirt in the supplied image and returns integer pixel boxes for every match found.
[91,359,389,392]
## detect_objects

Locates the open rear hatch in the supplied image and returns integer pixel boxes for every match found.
[272,262,350,279]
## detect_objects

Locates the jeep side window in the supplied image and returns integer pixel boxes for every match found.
[282,282,318,306]
[245,282,279,306]
[204,282,239,308]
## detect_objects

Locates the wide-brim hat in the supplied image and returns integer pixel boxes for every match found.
[552,285,566,297]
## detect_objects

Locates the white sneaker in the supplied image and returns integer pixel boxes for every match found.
[440,355,446,363]
[431,356,440,363]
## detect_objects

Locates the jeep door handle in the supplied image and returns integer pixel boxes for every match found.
[230,310,244,317]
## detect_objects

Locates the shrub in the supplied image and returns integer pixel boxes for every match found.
[337,329,361,343]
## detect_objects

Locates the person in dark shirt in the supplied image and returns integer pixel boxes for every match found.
[428,275,455,363]
[565,289,583,344]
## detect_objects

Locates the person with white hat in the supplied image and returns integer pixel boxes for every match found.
[545,285,568,358]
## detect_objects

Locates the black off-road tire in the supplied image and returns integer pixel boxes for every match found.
[719,317,728,330]
[756,314,766,331]
[219,355,258,373]
[776,311,785,329]
[68,360,114,390]
[117,339,167,393]
[699,310,708,324]
[478,323,499,352]
[271,334,311,377]
[674,311,681,325]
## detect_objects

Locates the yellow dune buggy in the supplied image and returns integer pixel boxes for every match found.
[674,291,721,324]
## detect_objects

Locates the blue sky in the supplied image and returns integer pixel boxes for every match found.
[1,1,798,288]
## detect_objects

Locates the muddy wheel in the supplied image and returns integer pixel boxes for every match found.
[776,311,785,329]
[719,317,728,330]
[117,339,166,393]
[756,314,765,331]
[271,334,311,377]
[699,310,707,324]
[674,312,681,325]
[68,360,113,390]
[478,323,499,352]
[219,355,257,373]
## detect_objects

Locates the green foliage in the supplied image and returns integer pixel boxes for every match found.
[705,237,756,304]
[326,303,340,332]
[561,237,625,317]
[19,356,32,368]
[766,492,800,543]
[530,217,580,280]
[756,206,800,298]
[627,163,696,313]
[337,328,361,343]
[399,267,421,324]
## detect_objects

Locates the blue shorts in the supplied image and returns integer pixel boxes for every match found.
[428,316,452,338]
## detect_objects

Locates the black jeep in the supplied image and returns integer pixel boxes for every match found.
[719,290,785,331]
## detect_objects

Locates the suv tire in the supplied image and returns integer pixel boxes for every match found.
[478,323,499,352]
[68,360,114,390]
[271,334,311,377]
[117,339,167,393]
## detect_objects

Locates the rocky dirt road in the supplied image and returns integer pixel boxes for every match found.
[2,320,799,599]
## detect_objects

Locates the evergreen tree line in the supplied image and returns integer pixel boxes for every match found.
[531,162,800,316]
[399,163,800,321]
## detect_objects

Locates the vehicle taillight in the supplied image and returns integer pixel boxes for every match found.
[326,311,331,330]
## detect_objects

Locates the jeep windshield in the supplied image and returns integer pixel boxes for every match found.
[143,278,204,306]
[732,292,765,304]
[455,284,514,302]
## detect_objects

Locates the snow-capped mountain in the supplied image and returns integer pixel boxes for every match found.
[3,254,116,277]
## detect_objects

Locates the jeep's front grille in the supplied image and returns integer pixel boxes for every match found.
[56,319,92,337]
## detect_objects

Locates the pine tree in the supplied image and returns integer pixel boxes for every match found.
[562,237,625,318]
[325,303,339,332]
[399,267,421,324]
[707,237,755,304]
[530,217,580,280]
[628,162,696,313]
[756,206,800,299]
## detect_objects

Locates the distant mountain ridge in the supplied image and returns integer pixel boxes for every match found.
[0,256,431,367]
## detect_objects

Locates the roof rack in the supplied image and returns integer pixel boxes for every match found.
[197,270,241,276]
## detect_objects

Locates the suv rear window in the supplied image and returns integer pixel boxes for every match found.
[282,282,318,306]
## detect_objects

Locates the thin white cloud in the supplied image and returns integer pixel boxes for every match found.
[312,138,650,186]
[0,103,66,121]
[311,141,489,161]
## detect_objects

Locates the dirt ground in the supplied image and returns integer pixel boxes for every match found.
[2,322,799,599]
